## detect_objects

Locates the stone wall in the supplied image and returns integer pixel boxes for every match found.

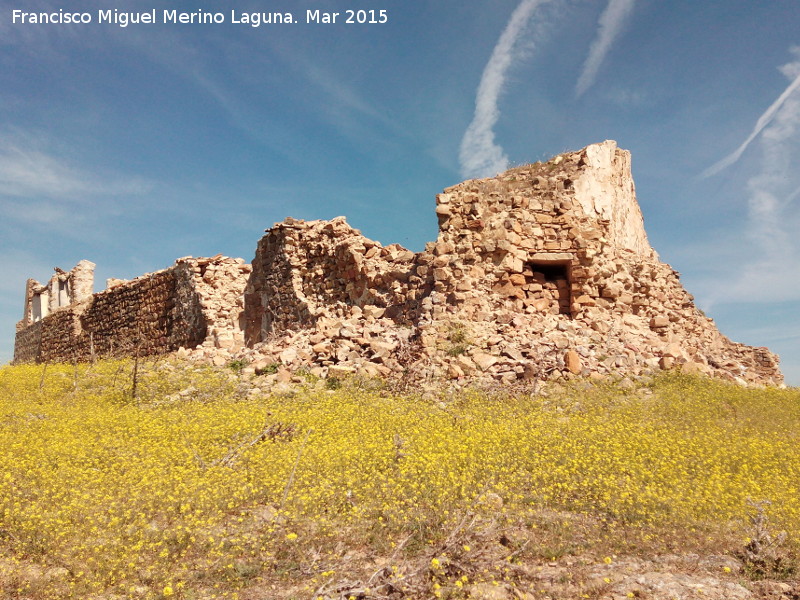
[14,256,250,364]
[418,142,780,384]
[20,260,96,328]
[14,140,783,386]
[13,319,45,364]
[244,216,421,346]
[235,141,782,386]
[189,256,253,359]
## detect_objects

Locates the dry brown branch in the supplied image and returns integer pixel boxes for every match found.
[212,421,297,469]
[280,427,313,508]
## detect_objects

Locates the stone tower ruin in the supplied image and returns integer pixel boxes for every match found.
[14,141,783,385]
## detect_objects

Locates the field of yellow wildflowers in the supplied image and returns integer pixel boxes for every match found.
[0,359,798,599]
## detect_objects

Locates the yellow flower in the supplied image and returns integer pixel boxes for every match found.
[3,360,800,598]
[163,584,174,597]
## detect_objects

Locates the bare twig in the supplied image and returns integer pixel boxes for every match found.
[280,427,314,509]
[212,421,296,469]
[131,344,140,401]
[38,362,48,393]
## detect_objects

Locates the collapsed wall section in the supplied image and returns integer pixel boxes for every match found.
[418,141,781,385]
[19,260,96,328]
[238,141,782,386]
[190,256,253,356]
[244,216,422,346]
[13,256,250,364]
[13,141,783,386]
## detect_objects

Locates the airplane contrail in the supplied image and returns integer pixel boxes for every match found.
[701,68,800,178]
[711,50,800,304]
[459,0,555,179]
[575,0,636,98]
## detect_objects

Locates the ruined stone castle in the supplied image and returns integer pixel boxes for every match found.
[14,141,783,385]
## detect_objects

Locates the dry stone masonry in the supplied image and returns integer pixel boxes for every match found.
[14,256,250,363]
[14,141,783,385]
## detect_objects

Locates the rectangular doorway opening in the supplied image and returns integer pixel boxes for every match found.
[524,261,571,315]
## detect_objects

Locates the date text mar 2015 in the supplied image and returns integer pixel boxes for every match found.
[306,10,388,24]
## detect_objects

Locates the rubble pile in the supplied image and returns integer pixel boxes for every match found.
[231,141,781,386]
[15,141,782,386]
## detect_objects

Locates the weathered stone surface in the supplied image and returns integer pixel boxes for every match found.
[14,256,250,363]
[565,350,582,374]
[14,141,783,387]
[650,315,670,329]
[473,352,498,372]
[663,343,686,360]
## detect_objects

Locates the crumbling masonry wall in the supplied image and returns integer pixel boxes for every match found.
[235,141,781,386]
[20,260,96,327]
[14,141,783,385]
[417,141,780,384]
[14,256,250,363]
[244,217,421,346]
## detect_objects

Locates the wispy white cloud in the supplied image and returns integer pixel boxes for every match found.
[296,60,404,134]
[701,53,800,178]
[0,249,54,296]
[1,199,86,226]
[0,139,150,199]
[127,28,405,163]
[708,48,800,304]
[459,0,556,180]
[0,0,102,63]
[603,87,647,108]
[575,0,636,98]
[783,183,800,209]
[0,135,152,235]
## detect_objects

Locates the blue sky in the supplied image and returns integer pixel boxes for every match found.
[1,0,799,385]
